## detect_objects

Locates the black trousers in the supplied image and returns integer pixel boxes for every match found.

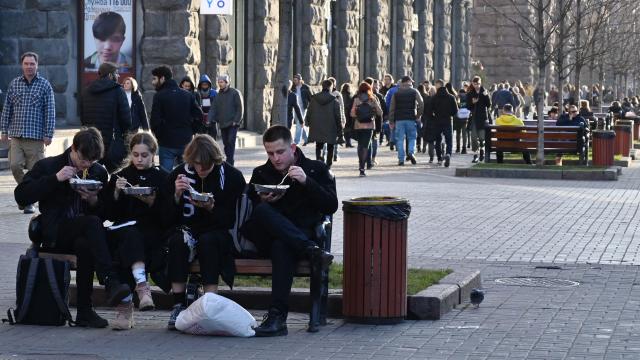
[496,151,532,164]
[315,143,335,168]
[168,229,230,285]
[242,202,317,314]
[53,215,113,310]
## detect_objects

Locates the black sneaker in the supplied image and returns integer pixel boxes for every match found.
[444,155,451,168]
[167,304,186,330]
[398,161,404,166]
[461,148,467,154]
[429,157,434,164]
[359,170,366,177]
[254,308,288,337]
[105,277,131,306]
[76,308,108,328]
[472,155,479,163]
[408,155,417,165]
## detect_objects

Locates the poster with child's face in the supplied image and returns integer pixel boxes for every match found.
[81,1,135,86]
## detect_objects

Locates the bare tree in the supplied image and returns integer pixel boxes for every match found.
[270,0,293,127]
[480,0,572,166]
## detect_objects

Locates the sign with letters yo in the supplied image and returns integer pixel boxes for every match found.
[201,0,233,15]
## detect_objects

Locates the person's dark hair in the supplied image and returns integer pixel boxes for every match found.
[471,76,482,84]
[548,106,559,115]
[20,52,38,64]
[263,125,293,145]
[435,79,445,87]
[364,77,374,86]
[445,82,455,96]
[321,79,333,90]
[327,77,337,90]
[384,74,394,83]
[73,127,104,161]
[98,62,118,78]
[417,84,426,95]
[92,12,126,41]
[183,134,224,169]
[340,83,352,96]
[129,132,158,155]
[151,65,172,80]
[503,104,513,113]
[179,76,196,92]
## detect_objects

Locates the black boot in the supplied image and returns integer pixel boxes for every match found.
[76,307,108,328]
[254,308,288,337]
[306,245,334,270]
[479,149,485,162]
[105,275,131,306]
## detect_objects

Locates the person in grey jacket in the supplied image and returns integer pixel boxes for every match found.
[208,75,244,165]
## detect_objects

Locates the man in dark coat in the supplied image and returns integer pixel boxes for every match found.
[467,76,492,163]
[431,79,459,167]
[81,62,131,172]
[244,125,336,337]
[14,128,131,328]
[149,65,203,172]
[304,79,342,169]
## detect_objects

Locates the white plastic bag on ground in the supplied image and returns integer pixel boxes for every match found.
[175,293,257,337]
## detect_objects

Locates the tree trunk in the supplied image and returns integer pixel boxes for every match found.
[269,0,293,128]
[573,0,582,99]
[536,0,546,167]
[555,0,565,112]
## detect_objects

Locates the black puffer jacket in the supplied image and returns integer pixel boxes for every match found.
[81,78,131,148]
[129,90,149,131]
[150,79,203,149]
[466,86,492,130]
[14,148,109,248]
[432,87,459,126]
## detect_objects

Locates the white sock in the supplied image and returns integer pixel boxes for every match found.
[132,267,146,285]
[122,294,133,303]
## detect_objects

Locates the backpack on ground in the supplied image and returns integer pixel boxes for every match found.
[356,101,374,123]
[4,254,74,326]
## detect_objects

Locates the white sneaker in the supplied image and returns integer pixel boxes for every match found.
[112,301,134,330]
[135,282,155,311]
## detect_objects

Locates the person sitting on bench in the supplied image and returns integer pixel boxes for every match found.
[243,125,337,337]
[105,132,168,330]
[163,134,246,330]
[14,127,131,328]
[495,104,532,165]
[555,104,589,166]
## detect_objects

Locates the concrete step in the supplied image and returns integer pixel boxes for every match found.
[0,158,7,170]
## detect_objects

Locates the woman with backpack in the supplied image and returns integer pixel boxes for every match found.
[350,82,383,177]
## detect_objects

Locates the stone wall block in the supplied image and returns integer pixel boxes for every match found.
[47,11,70,38]
[0,10,47,38]
[171,64,199,85]
[0,39,19,65]
[26,0,69,11]
[43,65,68,92]
[144,11,168,37]
[0,0,23,9]
[169,10,197,37]
[254,67,273,89]
[20,39,68,65]
[207,40,233,65]
[206,15,229,41]
[141,38,192,64]
[0,66,20,91]
[143,0,192,11]
[254,20,278,42]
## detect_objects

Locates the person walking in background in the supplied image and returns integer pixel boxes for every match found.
[431,80,459,167]
[208,75,244,166]
[340,83,354,148]
[454,87,470,154]
[383,74,399,151]
[305,79,342,169]
[1,52,55,214]
[467,76,492,163]
[350,82,383,176]
[366,78,386,169]
[122,77,149,134]
[326,77,345,163]
[180,77,204,134]
[197,75,217,139]
[283,80,303,131]
[292,74,312,145]
[81,62,131,173]
[150,65,202,172]
[389,76,424,166]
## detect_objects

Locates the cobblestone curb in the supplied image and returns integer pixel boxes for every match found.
[455,166,619,180]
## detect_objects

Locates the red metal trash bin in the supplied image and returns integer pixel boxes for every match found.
[614,120,633,157]
[342,197,411,324]
[592,130,616,167]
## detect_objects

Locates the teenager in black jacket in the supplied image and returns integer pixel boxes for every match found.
[282,81,303,130]
[163,134,246,330]
[467,76,492,163]
[14,128,131,328]
[105,132,168,329]
[244,126,336,337]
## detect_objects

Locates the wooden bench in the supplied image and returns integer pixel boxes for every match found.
[36,216,333,333]
[484,125,588,164]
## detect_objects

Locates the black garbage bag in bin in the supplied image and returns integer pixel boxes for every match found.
[342,197,411,324]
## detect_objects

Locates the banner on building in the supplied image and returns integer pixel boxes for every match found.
[80,0,136,87]
[201,0,233,15]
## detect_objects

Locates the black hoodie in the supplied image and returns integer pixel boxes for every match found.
[81,78,132,148]
[431,87,459,125]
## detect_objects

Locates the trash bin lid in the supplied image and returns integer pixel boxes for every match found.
[592,130,615,139]
[343,196,408,206]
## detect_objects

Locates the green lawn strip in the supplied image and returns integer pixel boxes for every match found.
[229,264,452,296]
[502,149,622,161]
[473,163,607,171]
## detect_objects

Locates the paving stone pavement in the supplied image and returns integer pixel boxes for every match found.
[0,143,639,359]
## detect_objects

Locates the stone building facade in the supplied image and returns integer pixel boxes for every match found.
[1,0,473,133]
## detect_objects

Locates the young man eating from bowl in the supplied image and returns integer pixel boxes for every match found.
[163,134,246,330]
[243,125,337,336]
[14,127,132,328]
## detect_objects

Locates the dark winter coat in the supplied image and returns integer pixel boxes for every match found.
[432,87,459,126]
[421,92,437,141]
[129,90,149,131]
[14,148,109,248]
[296,83,313,110]
[467,86,492,130]
[286,91,303,129]
[556,114,588,128]
[81,78,132,149]
[248,147,338,230]
[305,90,342,144]
[150,79,203,149]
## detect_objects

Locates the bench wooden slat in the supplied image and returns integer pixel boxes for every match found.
[493,141,577,149]
[490,132,580,140]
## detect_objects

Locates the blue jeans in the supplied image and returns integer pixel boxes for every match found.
[159,146,184,172]
[367,136,378,167]
[294,120,307,144]
[221,126,239,166]
[395,120,417,161]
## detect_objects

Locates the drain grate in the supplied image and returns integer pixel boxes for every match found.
[495,277,579,288]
